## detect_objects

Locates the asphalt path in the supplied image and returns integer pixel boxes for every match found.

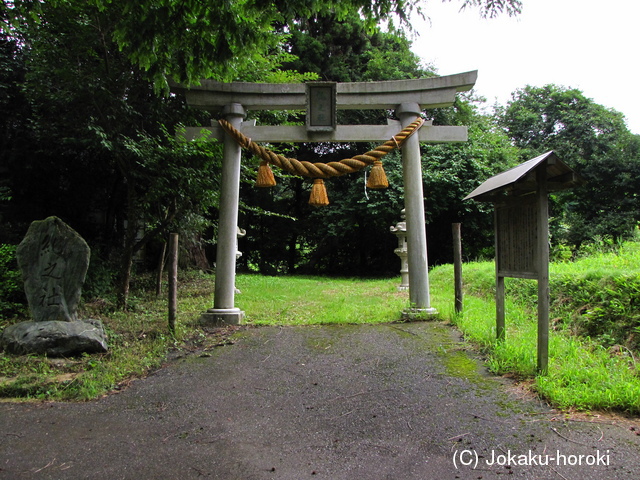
[1,322,639,479]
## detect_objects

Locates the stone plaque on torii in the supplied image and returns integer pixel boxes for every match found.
[172,71,477,324]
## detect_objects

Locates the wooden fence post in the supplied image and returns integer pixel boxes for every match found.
[452,223,463,314]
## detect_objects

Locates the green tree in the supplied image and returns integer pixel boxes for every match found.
[1,0,329,305]
[498,84,640,246]
[284,14,432,83]
[1,2,210,305]
[1,0,525,293]
[422,106,521,263]
[3,0,522,91]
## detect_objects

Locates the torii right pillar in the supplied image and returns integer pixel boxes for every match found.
[397,103,437,315]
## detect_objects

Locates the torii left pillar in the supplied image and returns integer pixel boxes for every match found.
[200,103,245,325]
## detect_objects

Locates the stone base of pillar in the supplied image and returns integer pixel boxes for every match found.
[199,308,244,326]
[401,307,438,321]
[396,285,410,292]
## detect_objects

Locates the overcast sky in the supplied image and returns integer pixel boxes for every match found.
[410,0,640,134]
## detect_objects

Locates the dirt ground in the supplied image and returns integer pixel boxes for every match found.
[1,321,639,479]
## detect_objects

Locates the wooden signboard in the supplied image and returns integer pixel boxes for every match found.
[495,196,538,279]
[465,152,583,374]
[495,174,549,374]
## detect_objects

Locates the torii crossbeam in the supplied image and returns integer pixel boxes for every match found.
[172,71,478,324]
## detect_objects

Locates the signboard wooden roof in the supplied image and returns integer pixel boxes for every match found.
[464,151,583,202]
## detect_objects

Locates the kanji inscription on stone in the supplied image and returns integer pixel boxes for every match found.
[16,216,90,322]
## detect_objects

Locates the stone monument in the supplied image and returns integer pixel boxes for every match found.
[0,217,108,356]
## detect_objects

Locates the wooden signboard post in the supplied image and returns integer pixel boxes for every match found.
[465,151,582,373]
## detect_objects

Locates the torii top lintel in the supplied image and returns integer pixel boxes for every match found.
[172,71,478,111]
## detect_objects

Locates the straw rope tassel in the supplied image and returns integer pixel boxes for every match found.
[256,160,276,187]
[309,179,329,206]
[366,160,388,189]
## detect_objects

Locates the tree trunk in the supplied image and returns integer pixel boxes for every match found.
[185,235,210,271]
[168,233,178,334]
[118,245,134,308]
[156,241,167,297]
[118,176,138,309]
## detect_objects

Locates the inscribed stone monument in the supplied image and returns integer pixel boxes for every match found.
[17,216,89,322]
[0,217,108,356]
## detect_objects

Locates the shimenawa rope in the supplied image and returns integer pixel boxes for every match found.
[218,116,424,205]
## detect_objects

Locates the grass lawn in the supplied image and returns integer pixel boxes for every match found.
[236,275,411,325]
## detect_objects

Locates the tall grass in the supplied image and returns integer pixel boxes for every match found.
[429,240,640,414]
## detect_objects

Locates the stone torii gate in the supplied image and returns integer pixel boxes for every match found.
[172,71,478,324]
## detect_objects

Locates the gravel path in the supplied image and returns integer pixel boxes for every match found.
[1,322,638,479]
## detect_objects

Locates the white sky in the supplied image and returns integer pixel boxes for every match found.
[410,0,640,134]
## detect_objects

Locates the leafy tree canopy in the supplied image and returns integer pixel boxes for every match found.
[2,0,522,92]
[0,0,525,290]
[498,85,630,163]
[498,84,640,246]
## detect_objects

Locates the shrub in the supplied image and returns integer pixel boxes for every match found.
[83,252,118,301]
[0,244,27,319]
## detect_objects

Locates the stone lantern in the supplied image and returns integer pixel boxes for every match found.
[234,227,246,294]
[390,210,409,291]
[236,226,246,262]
